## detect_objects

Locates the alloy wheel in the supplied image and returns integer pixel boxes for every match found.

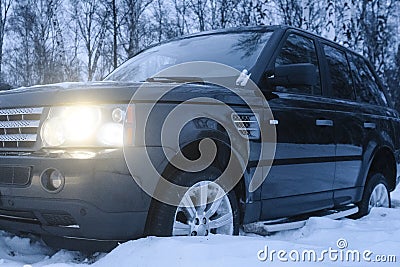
[172,181,234,236]
[368,183,390,212]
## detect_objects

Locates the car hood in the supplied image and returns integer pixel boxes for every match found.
[0,81,139,108]
[0,81,265,108]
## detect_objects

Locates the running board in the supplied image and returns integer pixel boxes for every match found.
[243,205,358,235]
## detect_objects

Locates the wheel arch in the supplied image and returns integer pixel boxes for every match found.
[364,145,397,192]
[163,137,248,199]
[146,136,250,224]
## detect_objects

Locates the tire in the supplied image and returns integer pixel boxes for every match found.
[351,173,391,219]
[145,167,240,237]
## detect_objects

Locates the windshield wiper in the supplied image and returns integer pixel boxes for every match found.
[145,76,204,83]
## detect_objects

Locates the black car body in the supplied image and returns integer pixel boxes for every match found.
[0,25,399,251]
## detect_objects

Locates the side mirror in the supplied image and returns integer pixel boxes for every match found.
[268,63,317,87]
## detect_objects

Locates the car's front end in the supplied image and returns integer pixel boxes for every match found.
[0,83,152,251]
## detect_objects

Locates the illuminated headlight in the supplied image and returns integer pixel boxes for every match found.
[41,105,128,147]
[98,123,124,146]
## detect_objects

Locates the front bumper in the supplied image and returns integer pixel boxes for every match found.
[0,149,151,243]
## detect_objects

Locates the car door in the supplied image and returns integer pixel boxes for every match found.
[331,52,393,203]
[320,44,364,206]
[260,32,335,220]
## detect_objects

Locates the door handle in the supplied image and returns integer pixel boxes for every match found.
[316,119,333,127]
[364,122,376,129]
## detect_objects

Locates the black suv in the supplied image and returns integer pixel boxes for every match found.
[0,26,398,251]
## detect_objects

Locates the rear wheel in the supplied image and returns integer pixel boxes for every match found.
[352,173,391,219]
[146,168,240,237]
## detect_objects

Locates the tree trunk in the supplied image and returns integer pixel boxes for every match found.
[112,0,118,70]
[0,0,11,82]
[342,0,353,47]
[301,0,310,30]
[325,0,336,41]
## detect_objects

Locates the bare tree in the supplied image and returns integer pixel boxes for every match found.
[103,0,127,71]
[237,0,250,26]
[31,0,65,84]
[64,15,82,82]
[71,0,109,81]
[273,0,302,27]
[8,0,65,86]
[0,0,11,82]
[7,1,34,86]
[301,0,310,30]
[112,0,118,69]
[188,0,208,31]
[341,0,353,47]
[0,0,398,99]
[152,0,170,42]
[358,0,396,76]
[121,0,153,58]
[172,0,189,35]
[208,0,241,28]
[324,0,336,40]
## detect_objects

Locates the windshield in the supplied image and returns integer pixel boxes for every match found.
[105,31,273,82]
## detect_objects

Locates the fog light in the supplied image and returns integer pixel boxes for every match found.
[50,170,63,188]
[41,169,65,192]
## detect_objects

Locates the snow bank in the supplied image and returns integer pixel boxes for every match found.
[1,188,399,267]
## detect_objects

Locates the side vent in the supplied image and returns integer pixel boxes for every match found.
[231,113,260,140]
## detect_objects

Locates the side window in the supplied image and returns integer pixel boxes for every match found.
[348,53,388,106]
[323,45,354,100]
[275,34,321,95]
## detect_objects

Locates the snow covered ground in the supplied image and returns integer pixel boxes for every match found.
[1,188,400,267]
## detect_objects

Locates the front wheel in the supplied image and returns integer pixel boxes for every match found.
[352,173,391,219]
[146,169,240,237]
[172,181,237,236]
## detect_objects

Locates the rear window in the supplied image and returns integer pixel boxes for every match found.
[348,53,388,106]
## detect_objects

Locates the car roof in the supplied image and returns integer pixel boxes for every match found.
[197,25,366,62]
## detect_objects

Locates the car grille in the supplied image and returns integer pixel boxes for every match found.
[0,107,43,149]
[41,212,77,226]
[0,166,31,186]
